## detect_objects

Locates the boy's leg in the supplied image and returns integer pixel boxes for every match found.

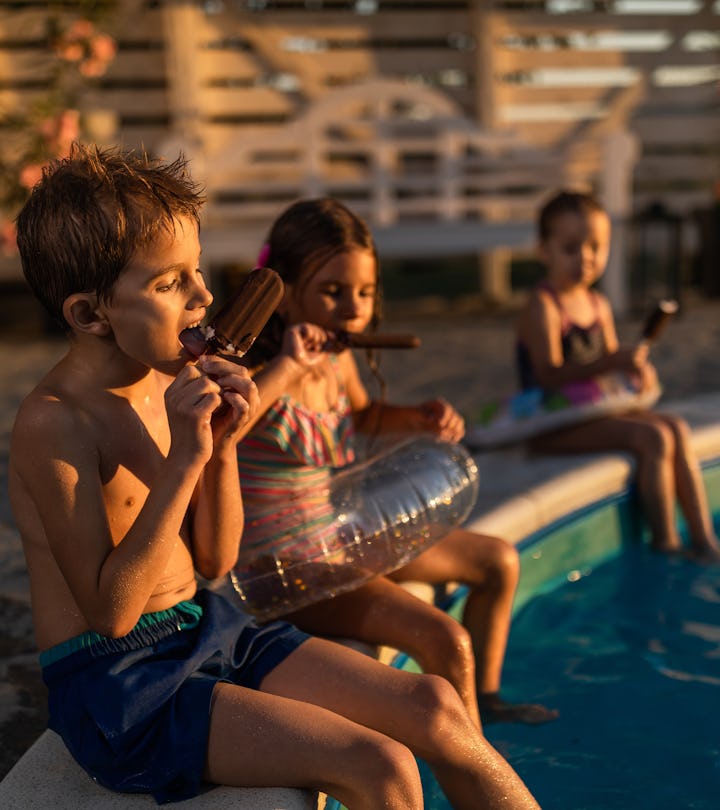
[283,577,481,727]
[391,531,557,724]
[256,637,541,810]
[205,675,422,810]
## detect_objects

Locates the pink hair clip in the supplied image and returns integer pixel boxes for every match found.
[257,242,271,267]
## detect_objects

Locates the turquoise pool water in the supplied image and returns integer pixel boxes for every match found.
[415,460,720,810]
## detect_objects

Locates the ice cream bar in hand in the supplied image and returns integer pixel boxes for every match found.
[180,267,284,358]
[639,299,678,345]
[336,331,421,350]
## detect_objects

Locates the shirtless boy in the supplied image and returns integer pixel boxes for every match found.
[9,144,540,809]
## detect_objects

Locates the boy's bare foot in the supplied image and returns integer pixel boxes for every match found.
[478,693,559,725]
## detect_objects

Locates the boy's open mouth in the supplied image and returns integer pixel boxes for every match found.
[179,324,210,358]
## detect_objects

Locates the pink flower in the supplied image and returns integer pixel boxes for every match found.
[19,164,44,190]
[67,19,95,40]
[79,59,106,78]
[54,110,80,156]
[1,220,18,256]
[91,33,117,63]
[58,42,84,62]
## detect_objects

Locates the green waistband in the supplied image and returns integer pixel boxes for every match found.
[39,599,203,668]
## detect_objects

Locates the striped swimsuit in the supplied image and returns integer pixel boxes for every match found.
[237,368,356,566]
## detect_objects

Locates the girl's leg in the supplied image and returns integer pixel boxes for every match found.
[391,531,557,724]
[283,577,481,727]
[531,413,681,551]
[652,412,720,559]
[258,636,541,810]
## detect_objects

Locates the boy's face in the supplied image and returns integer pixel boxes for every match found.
[539,209,611,290]
[102,216,212,374]
[282,248,377,334]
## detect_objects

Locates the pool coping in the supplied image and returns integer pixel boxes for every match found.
[3,392,719,809]
[467,391,720,544]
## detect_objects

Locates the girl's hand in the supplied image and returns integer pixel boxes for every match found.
[635,359,659,394]
[418,398,465,443]
[280,323,328,368]
[609,343,649,376]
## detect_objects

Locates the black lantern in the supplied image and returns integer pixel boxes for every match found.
[630,201,683,315]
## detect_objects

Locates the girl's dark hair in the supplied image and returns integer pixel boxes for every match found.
[537,189,606,241]
[16,143,206,331]
[244,197,383,369]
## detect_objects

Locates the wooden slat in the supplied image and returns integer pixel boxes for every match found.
[633,115,720,143]
[199,87,295,117]
[635,155,720,180]
[494,48,629,71]
[103,51,166,81]
[83,87,168,117]
[497,85,618,105]
[0,49,55,81]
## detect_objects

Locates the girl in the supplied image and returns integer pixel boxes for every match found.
[516,189,720,561]
[238,197,557,726]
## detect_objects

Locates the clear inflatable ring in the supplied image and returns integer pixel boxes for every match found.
[231,437,479,621]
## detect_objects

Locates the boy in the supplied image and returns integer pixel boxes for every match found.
[9,144,540,808]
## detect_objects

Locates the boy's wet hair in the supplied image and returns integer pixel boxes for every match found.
[16,142,206,331]
[538,190,606,242]
[245,197,382,367]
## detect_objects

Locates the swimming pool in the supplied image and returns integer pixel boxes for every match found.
[412,459,720,810]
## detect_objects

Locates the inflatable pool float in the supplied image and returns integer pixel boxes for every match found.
[465,373,662,450]
[231,437,479,621]
[465,299,676,450]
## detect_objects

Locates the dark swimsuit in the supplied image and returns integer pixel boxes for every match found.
[517,283,606,390]
[41,588,309,804]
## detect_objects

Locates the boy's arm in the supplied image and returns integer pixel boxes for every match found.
[188,356,260,578]
[13,386,207,638]
[191,328,327,573]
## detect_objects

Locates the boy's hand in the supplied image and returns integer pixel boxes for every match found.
[197,355,259,442]
[166,358,258,462]
[418,398,465,443]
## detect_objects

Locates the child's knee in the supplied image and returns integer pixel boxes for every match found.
[423,614,474,670]
[350,737,421,807]
[637,420,676,460]
[412,672,470,736]
[475,535,520,587]
[494,538,521,582]
[665,413,691,445]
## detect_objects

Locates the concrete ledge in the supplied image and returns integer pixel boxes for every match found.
[0,730,317,809]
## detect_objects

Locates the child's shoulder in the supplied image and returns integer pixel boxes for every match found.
[518,284,559,323]
[12,377,87,456]
[11,359,109,466]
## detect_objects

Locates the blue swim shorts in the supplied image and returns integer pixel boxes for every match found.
[40,588,310,804]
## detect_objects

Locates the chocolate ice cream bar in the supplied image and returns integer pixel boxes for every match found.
[639,299,678,344]
[180,266,284,358]
[336,331,420,350]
